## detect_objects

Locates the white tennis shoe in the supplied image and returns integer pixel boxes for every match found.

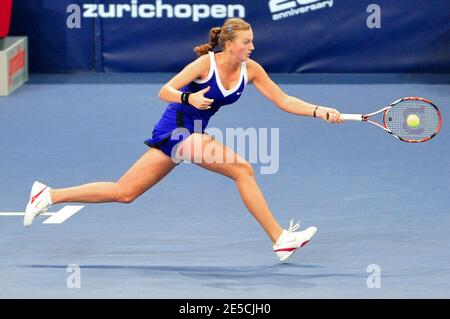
[24,181,53,227]
[273,220,318,262]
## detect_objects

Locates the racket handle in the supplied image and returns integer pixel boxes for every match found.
[340,114,363,121]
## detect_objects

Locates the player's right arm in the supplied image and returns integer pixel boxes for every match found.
[158,55,214,110]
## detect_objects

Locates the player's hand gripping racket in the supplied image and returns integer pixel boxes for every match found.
[340,97,442,143]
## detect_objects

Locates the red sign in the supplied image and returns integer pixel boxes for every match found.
[8,47,26,86]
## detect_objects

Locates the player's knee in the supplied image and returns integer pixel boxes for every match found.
[116,188,138,204]
[117,194,136,204]
[118,196,135,204]
[233,161,254,180]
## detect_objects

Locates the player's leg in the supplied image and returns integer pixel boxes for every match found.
[176,133,283,244]
[24,148,176,227]
[51,147,177,204]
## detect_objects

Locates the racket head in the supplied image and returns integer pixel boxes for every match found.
[383,97,442,143]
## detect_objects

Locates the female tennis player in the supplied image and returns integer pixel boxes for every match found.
[24,18,342,262]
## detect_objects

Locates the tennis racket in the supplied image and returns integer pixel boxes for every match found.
[340,97,442,143]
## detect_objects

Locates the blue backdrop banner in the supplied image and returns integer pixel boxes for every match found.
[9,0,450,73]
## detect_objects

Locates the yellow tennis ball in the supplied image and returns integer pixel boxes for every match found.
[407,114,420,128]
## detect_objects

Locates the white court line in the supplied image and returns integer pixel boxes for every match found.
[43,206,84,224]
[0,206,84,224]
[0,212,52,216]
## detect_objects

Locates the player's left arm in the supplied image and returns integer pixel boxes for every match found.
[248,60,342,123]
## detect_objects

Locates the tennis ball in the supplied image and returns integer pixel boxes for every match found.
[407,114,420,128]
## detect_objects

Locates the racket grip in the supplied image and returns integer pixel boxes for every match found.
[340,114,363,121]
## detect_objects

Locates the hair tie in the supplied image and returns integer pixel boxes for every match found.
[227,25,232,32]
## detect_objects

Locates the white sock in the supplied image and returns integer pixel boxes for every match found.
[46,188,53,206]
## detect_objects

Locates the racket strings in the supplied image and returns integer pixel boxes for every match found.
[385,100,441,142]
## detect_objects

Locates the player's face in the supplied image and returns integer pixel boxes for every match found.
[229,29,254,62]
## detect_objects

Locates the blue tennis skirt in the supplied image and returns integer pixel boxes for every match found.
[144,106,207,158]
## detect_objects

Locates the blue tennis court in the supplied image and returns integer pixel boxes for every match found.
[0,73,448,298]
